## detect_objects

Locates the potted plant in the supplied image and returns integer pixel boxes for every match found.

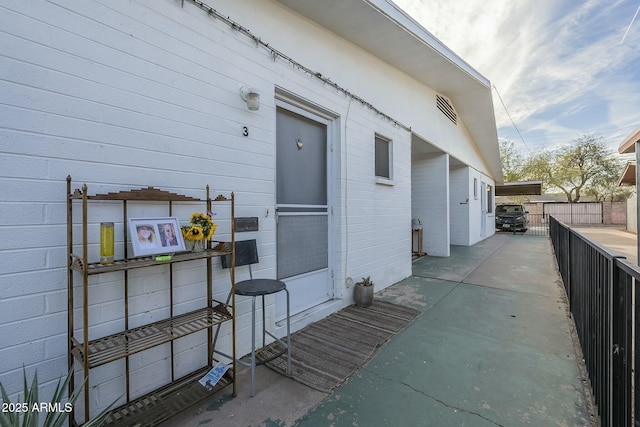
[354,276,374,307]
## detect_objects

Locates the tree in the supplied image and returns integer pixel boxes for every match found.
[586,164,633,201]
[521,134,623,203]
[499,138,525,182]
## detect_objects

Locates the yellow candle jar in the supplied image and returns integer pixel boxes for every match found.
[100,222,114,264]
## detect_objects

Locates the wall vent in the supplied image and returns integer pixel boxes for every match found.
[436,95,457,125]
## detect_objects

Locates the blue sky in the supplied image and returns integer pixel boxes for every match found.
[393,0,640,156]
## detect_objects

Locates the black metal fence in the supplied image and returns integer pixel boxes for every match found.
[549,215,640,427]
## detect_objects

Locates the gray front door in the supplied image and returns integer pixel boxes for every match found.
[275,104,331,319]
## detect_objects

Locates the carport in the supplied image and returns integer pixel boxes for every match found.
[495,181,546,235]
[495,180,543,197]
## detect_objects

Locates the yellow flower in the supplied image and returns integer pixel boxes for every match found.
[205,222,217,240]
[181,212,216,241]
[182,225,204,241]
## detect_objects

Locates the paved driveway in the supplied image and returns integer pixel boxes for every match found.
[572,227,637,265]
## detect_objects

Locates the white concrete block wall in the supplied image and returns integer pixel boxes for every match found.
[338,110,412,295]
[412,154,450,257]
[1,0,270,413]
[628,194,638,233]
[0,0,417,415]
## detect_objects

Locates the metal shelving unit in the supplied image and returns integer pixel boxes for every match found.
[66,176,236,426]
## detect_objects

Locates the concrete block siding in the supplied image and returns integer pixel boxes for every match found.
[0,0,494,416]
[412,154,450,257]
[627,195,638,233]
[0,0,409,413]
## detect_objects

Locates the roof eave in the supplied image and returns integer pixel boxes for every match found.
[495,181,543,196]
[618,161,636,186]
[274,0,502,180]
[619,125,640,154]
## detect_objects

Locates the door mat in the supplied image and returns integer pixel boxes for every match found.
[255,300,420,393]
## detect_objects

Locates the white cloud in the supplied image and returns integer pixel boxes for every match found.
[392,0,640,151]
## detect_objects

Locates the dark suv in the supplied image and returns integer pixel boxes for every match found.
[495,204,529,232]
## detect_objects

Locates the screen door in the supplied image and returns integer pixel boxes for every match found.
[275,105,331,318]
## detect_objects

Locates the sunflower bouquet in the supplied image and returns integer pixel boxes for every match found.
[181,212,217,242]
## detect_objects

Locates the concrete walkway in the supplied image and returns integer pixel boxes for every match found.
[162,233,594,427]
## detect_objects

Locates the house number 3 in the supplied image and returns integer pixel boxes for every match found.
[243,126,249,137]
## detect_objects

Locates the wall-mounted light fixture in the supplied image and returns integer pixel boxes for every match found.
[240,86,260,111]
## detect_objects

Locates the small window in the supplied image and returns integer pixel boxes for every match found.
[375,135,391,179]
[473,178,478,199]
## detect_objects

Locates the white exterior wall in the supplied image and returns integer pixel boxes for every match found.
[411,154,450,257]
[0,0,418,412]
[443,166,495,247]
[484,178,497,243]
[467,171,496,245]
[220,0,496,179]
[628,194,638,233]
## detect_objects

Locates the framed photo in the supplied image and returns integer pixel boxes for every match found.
[128,217,186,257]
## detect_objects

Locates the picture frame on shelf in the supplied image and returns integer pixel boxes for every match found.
[128,217,186,257]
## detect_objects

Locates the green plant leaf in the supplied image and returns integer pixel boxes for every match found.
[42,371,71,427]
[0,380,19,426]
[23,369,38,427]
[0,368,118,427]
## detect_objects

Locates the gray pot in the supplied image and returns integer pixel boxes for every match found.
[354,284,373,307]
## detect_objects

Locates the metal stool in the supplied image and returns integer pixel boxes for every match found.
[216,239,291,396]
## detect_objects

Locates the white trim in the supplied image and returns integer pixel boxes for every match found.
[277,204,328,209]
[375,177,395,186]
[275,90,336,123]
[277,212,328,216]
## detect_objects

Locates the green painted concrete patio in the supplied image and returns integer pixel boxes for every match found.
[162,233,595,427]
